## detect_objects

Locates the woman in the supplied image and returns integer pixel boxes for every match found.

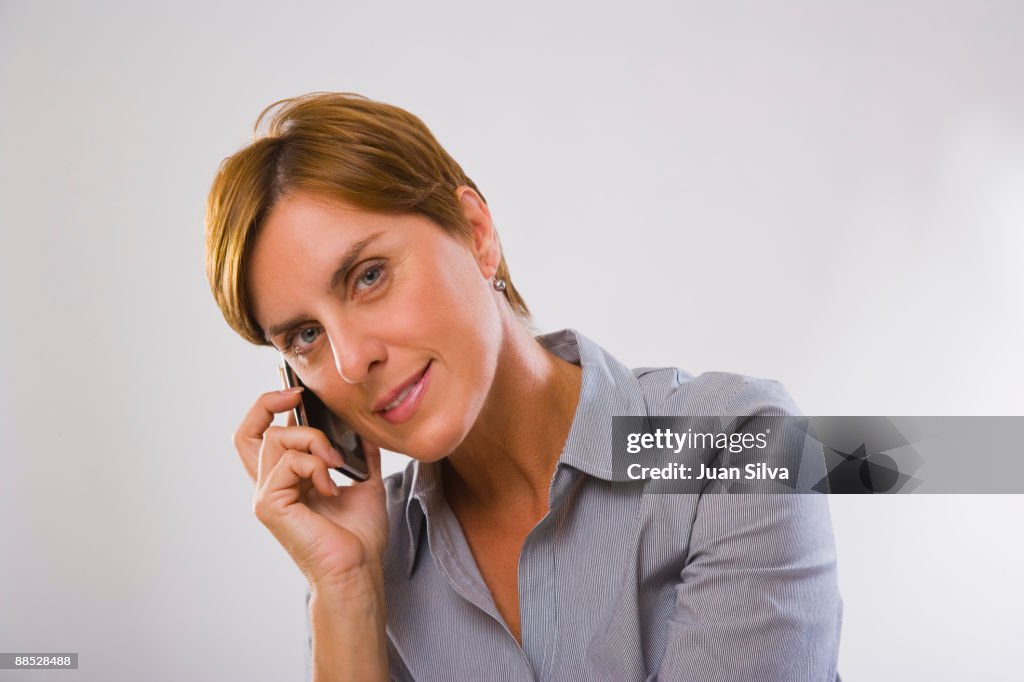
[205,92,842,681]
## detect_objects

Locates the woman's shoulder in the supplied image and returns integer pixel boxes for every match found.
[556,329,806,418]
[631,365,805,418]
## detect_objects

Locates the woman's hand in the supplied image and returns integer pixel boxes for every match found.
[233,387,389,590]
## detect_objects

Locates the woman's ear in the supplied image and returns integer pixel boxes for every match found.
[456,187,501,279]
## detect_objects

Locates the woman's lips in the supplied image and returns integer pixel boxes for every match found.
[376,362,431,425]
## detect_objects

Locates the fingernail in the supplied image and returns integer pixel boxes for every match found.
[280,387,304,394]
[332,483,341,496]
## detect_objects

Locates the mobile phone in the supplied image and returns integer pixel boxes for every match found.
[278,358,370,482]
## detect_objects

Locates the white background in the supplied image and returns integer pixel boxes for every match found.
[1,1,1022,680]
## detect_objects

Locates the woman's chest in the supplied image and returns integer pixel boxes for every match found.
[384,487,700,681]
[456,512,540,644]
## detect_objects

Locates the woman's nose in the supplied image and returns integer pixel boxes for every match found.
[327,327,385,385]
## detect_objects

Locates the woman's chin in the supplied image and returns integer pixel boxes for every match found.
[396,420,470,464]
[403,436,463,464]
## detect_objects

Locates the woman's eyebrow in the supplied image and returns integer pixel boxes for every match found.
[263,231,385,342]
[326,231,385,294]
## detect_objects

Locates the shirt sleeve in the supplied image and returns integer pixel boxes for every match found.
[649,380,843,681]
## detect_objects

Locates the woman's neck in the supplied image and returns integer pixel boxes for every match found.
[443,317,583,516]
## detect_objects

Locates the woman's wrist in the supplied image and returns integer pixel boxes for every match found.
[310,560,386,602]
[309,562,389,682]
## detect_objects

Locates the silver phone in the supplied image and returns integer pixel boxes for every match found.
[279,357,370,481]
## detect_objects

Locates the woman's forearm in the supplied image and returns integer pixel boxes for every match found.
[309,563,390,682]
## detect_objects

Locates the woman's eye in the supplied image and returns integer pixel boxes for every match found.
[290,327,321,353]
[355,264,385,292]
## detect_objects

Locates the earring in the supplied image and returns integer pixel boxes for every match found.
[492,277,507,292]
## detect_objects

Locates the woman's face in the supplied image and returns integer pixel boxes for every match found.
[246,190,504,461]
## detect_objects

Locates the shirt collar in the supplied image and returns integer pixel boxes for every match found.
[539,328,650,480]
[402,328,649,575]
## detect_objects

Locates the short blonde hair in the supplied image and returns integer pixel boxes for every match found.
[205,92,530,345]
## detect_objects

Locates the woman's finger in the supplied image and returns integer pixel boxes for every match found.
[257,425,346,484]
[253,450,339,528]
[232,388,305,482]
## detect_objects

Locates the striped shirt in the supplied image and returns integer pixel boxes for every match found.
[308,328,843,681]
